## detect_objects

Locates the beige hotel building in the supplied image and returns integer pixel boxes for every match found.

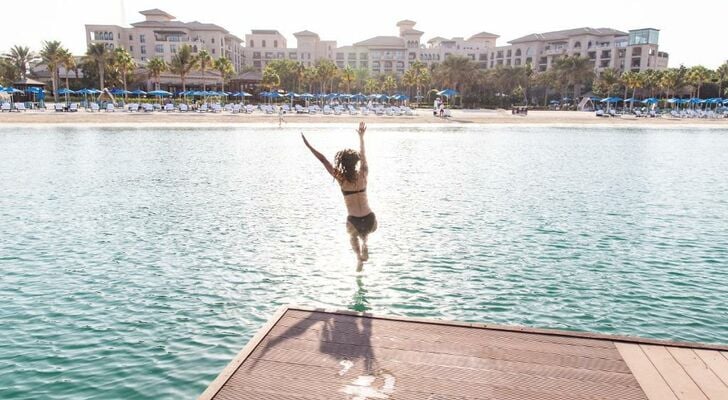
[86,10,669,90]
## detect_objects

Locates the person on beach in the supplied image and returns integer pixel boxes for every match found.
[302,122,377,270]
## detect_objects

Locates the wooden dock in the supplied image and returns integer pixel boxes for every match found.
[199,306,728,400]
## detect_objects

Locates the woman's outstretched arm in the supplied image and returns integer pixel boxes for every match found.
[302,133,336,178]
[357,122,368,173]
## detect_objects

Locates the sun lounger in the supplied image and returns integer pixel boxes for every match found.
[14,102,27,112]
[232,104,241,113]
[54,103,64,112]
[127,103,139,112]
[164,103,174,112]
[142,103,154,112]
[1,102,11,112]
[211,104,223,113]
[198,104,209,112]
[294,104,308,114]
[69,103,79,112]
[106,103,115,112]
[178,103,188,112]
[89,103,100,112]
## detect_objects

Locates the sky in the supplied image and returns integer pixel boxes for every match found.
[2,0,726,68]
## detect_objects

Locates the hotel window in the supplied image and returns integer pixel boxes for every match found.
[140,34,145,43]
[496,51,503,58]
[506,59,511,66]
[118,33,120,39]
[514,58,521,66]
[129,34,133,41]
[277,52,284,59]
[274,40,278,48]
[289,52,297,59]
[211,38,215,44]
[140,46,146,55]
[253,61,261,68]
[141,56,146,62]
[336,52,344,60]
[155,44,164,53]
[212,49,216,54]
[170,44,177,54]
[479,53,487,61]
[348,53,356,60]
[573,41,581,49]
[515,49,522,57]
[262,40,266,48]
[468,54,475,61]
[383,61,392,72]
[525,57,532,64]
[372,61,380,70]
[588,51,596,60]
[601,50,611,59]
[336,61,344,68]
[250,40,254,47]
[359,53,368,60]
[506,50,512,57]
[360,61,368,68]
[129,45,134,52]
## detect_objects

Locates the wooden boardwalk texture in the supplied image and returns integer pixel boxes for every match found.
[200,306,728,400]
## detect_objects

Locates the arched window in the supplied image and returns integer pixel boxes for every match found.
[573,41,581,48]
[525,47,533,56]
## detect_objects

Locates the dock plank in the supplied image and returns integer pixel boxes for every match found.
[201,307,727,400]
[668,347,728,400]
[641,345,708,400]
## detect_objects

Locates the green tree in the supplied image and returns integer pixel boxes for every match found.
[261,66,280,92]
[403,60,430,104]
[381,74,397,95]
[40,41,67,103]
[315,59,337,94]
[715,61,728,98]
[620,71,644,109]
[213,57,234,92]
[169,44,198,94]
[85,43,110,90]
[3,45,38,79]
[594,68,621,97]
[146,57,167,90]
[433,55,477,104]
[687,65,711,98]
[113,48,135,100]
[534,69,558,106]
[197,50,212,91]
[553,55,594,100]
[0,58,18,86]
[341,65,355,93]
[641,69,662,98]
[363,78,379,94]
[60,49,75,93]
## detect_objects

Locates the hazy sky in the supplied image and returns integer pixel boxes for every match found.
[2,0,726,68]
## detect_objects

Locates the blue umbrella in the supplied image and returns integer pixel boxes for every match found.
[641,98,658,104]
[58,88,75,95]
[110,88,131,95]
[3,87,23,94]
[623,98,638,103]
[148,90,172,96]
[131,89,147,95]
[549,100,560,104]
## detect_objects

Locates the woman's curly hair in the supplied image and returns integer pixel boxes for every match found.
[334,149,360,183]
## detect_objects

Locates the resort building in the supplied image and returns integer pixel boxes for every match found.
[241,21,668,76]
[492,27,669,73]
[85,9,244,72]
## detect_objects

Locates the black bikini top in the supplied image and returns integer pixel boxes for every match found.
[342,188,366,196]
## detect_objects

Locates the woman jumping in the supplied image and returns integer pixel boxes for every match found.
[302,122,377,270]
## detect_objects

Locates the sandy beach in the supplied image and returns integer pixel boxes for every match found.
[1,108,726,125]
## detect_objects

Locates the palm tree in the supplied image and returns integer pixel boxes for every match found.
[341,65,355,94]
[641,69,662,98]
[85,43,110,90]
[434,55,477,105]
[659,68,678,100]
[687,65,711,99]
[261,67,280,92]
[4,45,38,79]
[715,61,728,99]
[213,57,234,92]
[169,44,198,95]
[315,59,337,94]
[146,57,167,90]
[40,41,67,103]
[553,55,594,100]
[404,60,430,104]
[197,50,212,91]
[363,78,379,94]
[113,48,135,100]
[534,70,558,106]
[594,68,621,97]
[620,71,644,110]
[60,49,75,97]
[381,75,397,95]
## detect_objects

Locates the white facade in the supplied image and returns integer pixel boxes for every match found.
[85,9,244,72]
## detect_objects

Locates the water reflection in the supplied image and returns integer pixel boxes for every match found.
[349,276,369,312]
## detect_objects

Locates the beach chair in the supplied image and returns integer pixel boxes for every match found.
[307,105,317,114]
[245,104,255,114]
[347,105,358,115]
[198,104,209,112]
[179,103,189,112]
[608,109,619,117]
[89,103,100,112]
[164,103,174,112]
[106,103,115,112]
[361,106,370,116]
[295,104,308,114]
[69,103,79,112]
[323,105,333,115]
[211,104,222,113]
[232,104,241,114]
[1,102,10,112]
[54,103,64,112]
[14,102,27,112]
[127,103,139,112]
[633,109,642,117]
[142,103,154,112]
[333,106,343,115]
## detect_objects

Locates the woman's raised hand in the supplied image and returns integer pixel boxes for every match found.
[357,122,366,136]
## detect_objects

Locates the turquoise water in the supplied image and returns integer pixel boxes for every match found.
[1,124,727,399]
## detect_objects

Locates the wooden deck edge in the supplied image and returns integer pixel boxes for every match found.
[287,305,728,352]
[197,305,290,400]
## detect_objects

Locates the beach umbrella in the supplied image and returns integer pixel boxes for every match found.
[437,89,458,97]
[549,99,560,104]
[58,88,75,95]
[642,97,658,104]
[148,90,172,96]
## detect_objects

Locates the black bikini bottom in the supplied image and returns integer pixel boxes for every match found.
[347,212,377,236]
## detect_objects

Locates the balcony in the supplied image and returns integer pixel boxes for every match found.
[543,47,567,55]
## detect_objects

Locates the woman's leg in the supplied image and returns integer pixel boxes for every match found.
[360,235,369,261]
[347,222,362,260]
